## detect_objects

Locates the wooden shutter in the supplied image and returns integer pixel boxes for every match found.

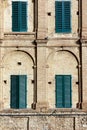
[10,75,27,109]
[21,2,27,31]
[64,75,72,108]
[55,1,71,33]
[10,75,19,108]
[55,75,63,108]
[55,75,72,108]
[19,75,27,108]
[63,2,71,32]
[12,2,19,31]
[12,2,27,32]
[55,1,62,33]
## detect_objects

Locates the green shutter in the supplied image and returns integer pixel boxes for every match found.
[12,2,27,32]
[19,75,27,108]
[55,1,62,33]
[55,1,71,33]
[63,2,71,32]
[64,75,72,108]
[12,2,19,31]
[55,75,63,108]
[11,75,19,108]
[55,75,72,108]
[20,2,27,31]
[10,75,27,109]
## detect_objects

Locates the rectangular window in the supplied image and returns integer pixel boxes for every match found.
[12,1,27,32]
[55,1,71,33]
[10,75,27,109]
[55,75,72,108]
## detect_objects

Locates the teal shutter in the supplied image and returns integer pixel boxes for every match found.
[12,2,27,32]
[64,75,72,108]
[12,2,19,31]
[55,75,63,108]
[55,75,72,108]
[11,75,19,108]
[20,2,27,31]
[55,1,62,33]
[63,2,71,32]
[10,75,27,109]
[55,1,71,33]
[19,75,27,108]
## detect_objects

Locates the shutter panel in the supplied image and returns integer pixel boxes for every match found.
[12,2,27,32]
[10,75,19,108]
[64,1,71,32]
[64,75,72,108]
[55,1,62,33]
[19,75,27,108]
[55,75,63,108]
[21,2,27,31]
[12,2,19,31]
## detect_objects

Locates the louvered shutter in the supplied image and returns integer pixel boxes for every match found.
[12,2,27,32]
[21,2,27,31]
[55,1,62,33]
[64,75,72,108]
[19,75,27,108]
[55,75,63,108]
[10,75,19,108]
[55,1,71,33]
[63,2,71,32]
[12,2,19,31]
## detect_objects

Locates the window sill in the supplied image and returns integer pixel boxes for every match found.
[4,32,36,40]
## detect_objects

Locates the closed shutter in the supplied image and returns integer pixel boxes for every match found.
[55,75,63,108]
[12,2,19,31]
[64,75,72,108]
[55,75,72,108]
[55,1,62,33]
[12,2,27,32]
[10,75,27,109]
[21,2,27,31]
[55,1,71,33]
[11,75,19,108]
[63,2,71,32]
[19,75,27,108]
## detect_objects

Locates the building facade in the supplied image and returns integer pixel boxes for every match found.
[0,0,87,129]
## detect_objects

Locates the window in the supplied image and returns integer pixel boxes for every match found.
[12,1,27,32]
[55,1,71,33]
[55,75,72,108]
[10,75,27,109]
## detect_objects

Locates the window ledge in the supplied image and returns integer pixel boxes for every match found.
[4,32,36,40]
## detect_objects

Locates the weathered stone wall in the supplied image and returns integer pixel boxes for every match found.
[0,110,87,130]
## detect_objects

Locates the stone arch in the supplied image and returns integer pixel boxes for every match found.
[46,50,79,108]
[1,50,34,109]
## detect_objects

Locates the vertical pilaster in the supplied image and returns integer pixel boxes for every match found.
[36,40,48,110]
[81,42,87,109]
[0,0,4,39]
[82,0,87,39]
[37,0,47,39]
